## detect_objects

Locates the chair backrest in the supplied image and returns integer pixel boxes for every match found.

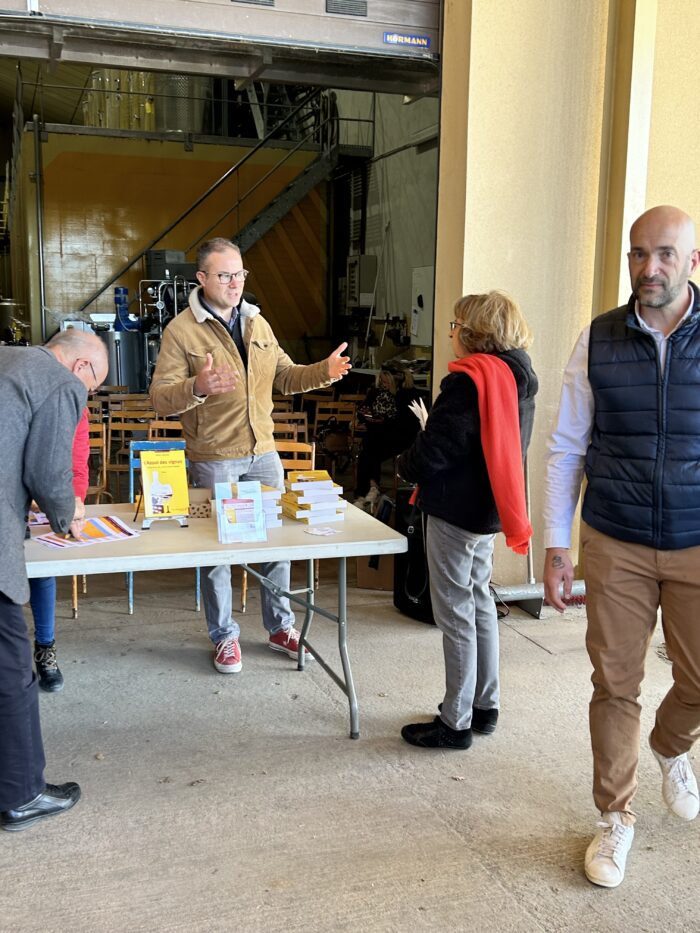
[274,440,316,473]
[301,389,336,424]
[115,395,155,412]
[303,389,335,402]
[128,439,188,504]
[271,411,308,442]
[85,421,107,501]
[96,385,129,394]
[313,401,356,440]
[338,393,366,404]
[107,411,156,454]
[272,394,293,412]
[86,398,105,421]
[148,418,185,439]
[105,393,151,412]
[271,421,298,441]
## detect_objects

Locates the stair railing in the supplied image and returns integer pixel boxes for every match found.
[77,86,324,313]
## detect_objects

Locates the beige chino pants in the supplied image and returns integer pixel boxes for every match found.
[581,522,700,819]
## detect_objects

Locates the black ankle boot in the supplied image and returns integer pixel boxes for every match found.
[34,641,64,693]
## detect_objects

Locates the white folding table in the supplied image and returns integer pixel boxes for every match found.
[25,503,407,738]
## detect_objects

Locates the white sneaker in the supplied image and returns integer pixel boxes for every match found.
[584,812,634,888]
[650,740,700,821]
[364,485,380,507]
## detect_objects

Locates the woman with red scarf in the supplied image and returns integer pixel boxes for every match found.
[398,291,538,749]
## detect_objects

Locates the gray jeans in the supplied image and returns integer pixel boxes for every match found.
[426,515,500,731]
[189,453,294,644]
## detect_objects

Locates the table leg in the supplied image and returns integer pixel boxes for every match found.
[127,571,134,615]
[243,559,359,738]
[297,558,315,672]
[337,558,359,739]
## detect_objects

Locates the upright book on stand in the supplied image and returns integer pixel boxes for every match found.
[137,448,190,529]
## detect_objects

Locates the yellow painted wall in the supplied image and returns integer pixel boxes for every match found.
[18,132,327,349]
[437,0,610,583]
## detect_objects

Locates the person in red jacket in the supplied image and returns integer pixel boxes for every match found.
[397,291,537,749]
[29,332,107,692]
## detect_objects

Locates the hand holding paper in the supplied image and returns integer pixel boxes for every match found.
[408,398,429,430]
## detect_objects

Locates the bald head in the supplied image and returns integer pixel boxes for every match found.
[45,329,109,392]
[628,205,700,317]
[630,205,696,253]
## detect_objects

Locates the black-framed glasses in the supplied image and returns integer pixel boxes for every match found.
[87,361,98,393]
[201,270,249,284]
[449,320,462,332]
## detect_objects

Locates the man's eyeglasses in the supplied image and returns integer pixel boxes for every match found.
[449,320,462,332]
[87,361,98,394]
[201,270,250,284]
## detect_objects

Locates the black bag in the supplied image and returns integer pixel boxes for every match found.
[393,486,435,624]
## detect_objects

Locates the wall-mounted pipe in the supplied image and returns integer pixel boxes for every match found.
[491,580,586,603]
[32,113,47,341]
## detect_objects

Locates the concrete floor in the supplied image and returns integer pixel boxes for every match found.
[2,563,698,933]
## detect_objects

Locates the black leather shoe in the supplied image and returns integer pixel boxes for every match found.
[1,782,81,832]
[401,717,472,749]
[438,703,499,735]
[34,641,64,693]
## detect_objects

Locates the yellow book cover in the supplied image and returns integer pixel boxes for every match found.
[281,501,345,524]
[286,469,335,491]
[281,492,341,512]
[139,450,190,518]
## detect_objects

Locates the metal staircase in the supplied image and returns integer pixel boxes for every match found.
[237,147,339,253]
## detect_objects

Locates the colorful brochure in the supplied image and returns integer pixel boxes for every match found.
[34,515,140,549]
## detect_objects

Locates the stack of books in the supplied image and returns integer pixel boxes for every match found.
[261,484,283,529]
[281,470,346,525]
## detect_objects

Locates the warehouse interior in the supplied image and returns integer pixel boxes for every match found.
[2,0,700,929]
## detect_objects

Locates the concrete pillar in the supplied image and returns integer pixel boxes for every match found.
[435,0,611,583]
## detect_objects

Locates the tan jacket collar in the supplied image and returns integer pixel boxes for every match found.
[188,286,261,326]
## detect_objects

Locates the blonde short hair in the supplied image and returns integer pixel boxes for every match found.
[453,290,533,355]
[376,370,396,393]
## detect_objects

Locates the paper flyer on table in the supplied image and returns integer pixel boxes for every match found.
[33,515,140,549]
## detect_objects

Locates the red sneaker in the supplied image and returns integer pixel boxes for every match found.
[268,627,314,661]
[213,636,242,673]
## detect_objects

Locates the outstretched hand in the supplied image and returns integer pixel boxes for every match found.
[194,353,238,397]
[327,342,352,382]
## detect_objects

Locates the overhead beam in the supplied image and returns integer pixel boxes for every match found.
[0,16,439,96]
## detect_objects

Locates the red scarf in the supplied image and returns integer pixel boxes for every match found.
[448,353,532,555]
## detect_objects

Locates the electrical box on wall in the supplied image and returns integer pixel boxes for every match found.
[346,255,377,309]
[410,266,434,346]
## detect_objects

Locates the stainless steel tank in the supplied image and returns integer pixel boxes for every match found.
[97,330,147,392]
[0,300,23,340]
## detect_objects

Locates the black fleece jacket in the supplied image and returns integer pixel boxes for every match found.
[396,349,538,534]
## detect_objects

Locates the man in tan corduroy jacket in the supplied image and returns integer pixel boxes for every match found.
[150,237,351,674]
